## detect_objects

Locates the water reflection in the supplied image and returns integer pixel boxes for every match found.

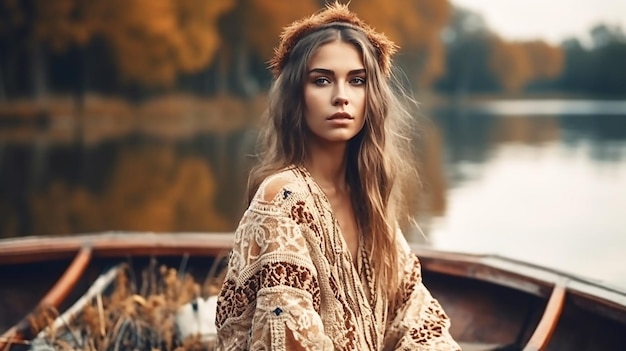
[0,132,257,237]
[430,103,626,289]
[470,99,626,116]
[1,99,625,289]
[560,114,626,162]
[432,106,626,187]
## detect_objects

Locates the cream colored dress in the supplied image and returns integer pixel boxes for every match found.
[215,166,460,350]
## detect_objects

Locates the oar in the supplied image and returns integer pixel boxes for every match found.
[0,245,92,350]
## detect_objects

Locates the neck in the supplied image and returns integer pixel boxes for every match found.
[304,142,348,192]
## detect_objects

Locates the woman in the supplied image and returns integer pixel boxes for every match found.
[215,2,460,350]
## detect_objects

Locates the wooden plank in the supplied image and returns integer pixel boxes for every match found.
[413,244,626,323]
[38,245,93,308]
[0,232,235,264]
[523,283,567,351]
[422,259,550,297]
[0,246,92,349]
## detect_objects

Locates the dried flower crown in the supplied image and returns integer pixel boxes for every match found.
[268,2,398,78]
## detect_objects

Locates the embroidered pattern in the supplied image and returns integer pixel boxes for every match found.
[397,253,422,306]
[216,167,460,350]
[216,261,320,327]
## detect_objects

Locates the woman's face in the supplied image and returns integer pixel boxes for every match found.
[303,40,366,146]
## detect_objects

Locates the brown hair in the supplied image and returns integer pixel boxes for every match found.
[248,20,419,303]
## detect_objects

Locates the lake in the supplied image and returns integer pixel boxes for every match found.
[0,98,625,290]
[426,99,626,290]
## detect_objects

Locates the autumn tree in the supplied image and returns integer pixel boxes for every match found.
[350,0,452,90]
[216,0,319,97]
[92,0,235,87]
[1,0,109,101]
[1,0,234,90]
[214,0,451,96]
[521,40,564,82]
[487,38,564,93]
[0,0,81,101]
[488,37,532,93]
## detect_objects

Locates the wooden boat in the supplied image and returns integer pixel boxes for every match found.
[0,232,625,350]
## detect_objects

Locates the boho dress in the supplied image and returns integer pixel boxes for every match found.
[215,166,460,350]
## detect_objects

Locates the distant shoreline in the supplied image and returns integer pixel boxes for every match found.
[1,91,624,140]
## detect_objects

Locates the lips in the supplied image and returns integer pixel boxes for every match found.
[327,112,354,120]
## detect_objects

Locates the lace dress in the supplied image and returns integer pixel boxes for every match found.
[215,166,460,351]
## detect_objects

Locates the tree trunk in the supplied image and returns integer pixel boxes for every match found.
[215,48,230,95]
[0,54,6,102]
[30,42,48,106]
[73,45,87,146]
[3,42,18,100]
[233,40,257,99]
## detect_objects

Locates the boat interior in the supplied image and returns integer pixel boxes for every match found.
[1,234,625,351]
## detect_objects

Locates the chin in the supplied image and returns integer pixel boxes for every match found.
[326,133,359,143]
[308,128,362,144]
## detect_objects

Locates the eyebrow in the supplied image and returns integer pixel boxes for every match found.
[308,68,366,76]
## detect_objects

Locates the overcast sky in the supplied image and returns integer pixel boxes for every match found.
[450,0,626,44]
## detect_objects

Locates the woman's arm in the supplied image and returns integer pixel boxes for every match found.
[383,231,461,351]
[216,179,333,351]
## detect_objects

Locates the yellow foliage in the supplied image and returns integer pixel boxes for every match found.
[488,36,533,92]
[488,37,564,92]
[417,38,447,86]
[31,0,88,51]
[221,0,319,60]
[521,40,565,80]
[351,0,450,51]
[21,0,235,86]
[351,0,451,87]
[98,0,235,86]
[6,0,452,88]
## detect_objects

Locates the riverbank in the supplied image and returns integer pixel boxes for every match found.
[0,94,267,144]
[2,91,624,144]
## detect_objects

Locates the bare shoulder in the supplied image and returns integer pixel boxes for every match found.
[255,168,303,203]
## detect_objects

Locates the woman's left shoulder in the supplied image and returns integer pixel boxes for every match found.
[252,167,309,205]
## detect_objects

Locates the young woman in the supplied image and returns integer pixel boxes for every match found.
[215,2,460,350]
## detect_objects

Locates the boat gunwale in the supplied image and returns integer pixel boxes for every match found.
[410,245,626,314]
[0,232,234,265]
[1,232,625,324]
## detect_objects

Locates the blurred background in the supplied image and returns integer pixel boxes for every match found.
[0,0,625,289]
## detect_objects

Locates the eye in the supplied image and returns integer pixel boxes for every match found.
[350,77,366,86]
[313,77,331,86]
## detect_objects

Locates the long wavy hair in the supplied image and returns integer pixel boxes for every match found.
[248,24,419,303]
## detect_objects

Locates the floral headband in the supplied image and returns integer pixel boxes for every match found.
[268,1,398,78]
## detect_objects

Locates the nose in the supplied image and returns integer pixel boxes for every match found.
[333,96,348,106]
[332,85,349,106]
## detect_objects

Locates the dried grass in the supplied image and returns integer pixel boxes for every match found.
[30,258,226,351]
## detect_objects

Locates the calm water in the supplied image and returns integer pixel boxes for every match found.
[1,99,625,290]
[426,100,626,290]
